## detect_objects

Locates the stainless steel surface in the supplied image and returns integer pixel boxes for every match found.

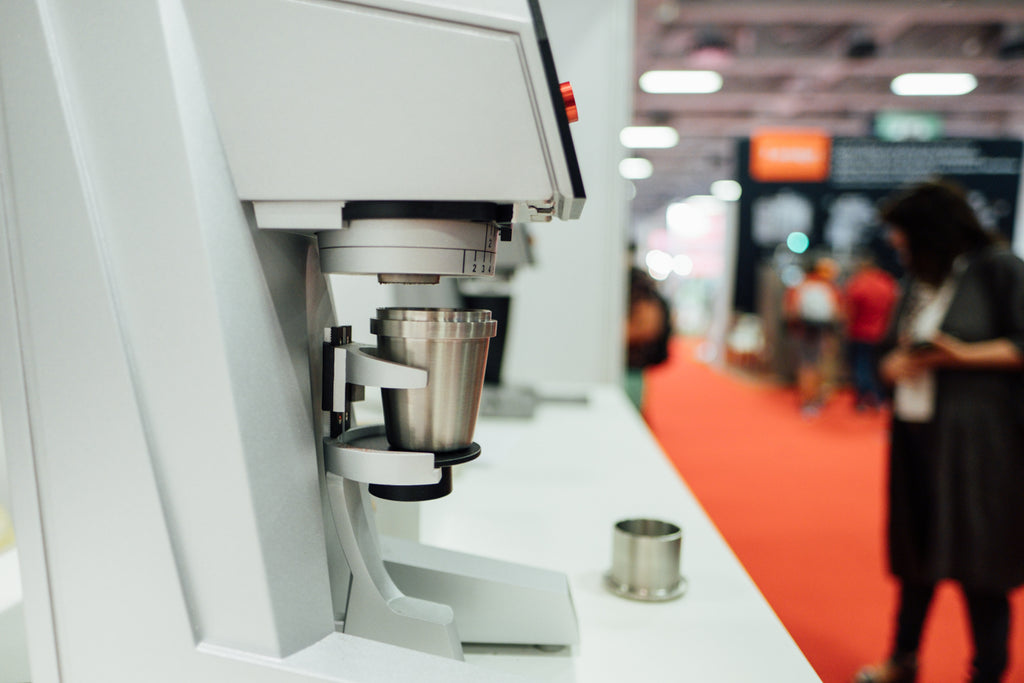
[372,308,496,453]
[606,518,687,602]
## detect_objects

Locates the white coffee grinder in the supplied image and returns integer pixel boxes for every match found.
[0,0,585,681]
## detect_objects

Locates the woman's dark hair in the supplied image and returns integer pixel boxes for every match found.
[879,178,995,285]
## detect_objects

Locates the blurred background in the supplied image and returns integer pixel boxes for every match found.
[624,0,1024,380]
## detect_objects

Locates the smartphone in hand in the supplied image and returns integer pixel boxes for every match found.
[909,340,936,353]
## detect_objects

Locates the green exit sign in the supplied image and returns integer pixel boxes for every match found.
[874,111,944,141]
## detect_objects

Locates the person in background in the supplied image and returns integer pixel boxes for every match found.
[784,256,843,416]
[853,180,1024,683]
[843,251,899,411]
[625,265,672,411]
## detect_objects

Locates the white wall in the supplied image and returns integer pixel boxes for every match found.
[501,0,635,386]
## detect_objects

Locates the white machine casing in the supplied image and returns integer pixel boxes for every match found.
[0,0,584,681]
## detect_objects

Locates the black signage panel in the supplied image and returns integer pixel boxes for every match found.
[734,138,1023,312]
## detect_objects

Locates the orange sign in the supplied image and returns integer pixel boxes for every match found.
[750,129,831,182]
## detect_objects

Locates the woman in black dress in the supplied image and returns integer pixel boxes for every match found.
[854,180,1024,683]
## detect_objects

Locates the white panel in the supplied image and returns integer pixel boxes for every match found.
[502,0,634,384]
[255,202,345,230]
[1,0,335,669]
[183,0,553,203]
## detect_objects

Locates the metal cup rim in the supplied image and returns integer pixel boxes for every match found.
[375,307,493,323]
[614,518,682,540]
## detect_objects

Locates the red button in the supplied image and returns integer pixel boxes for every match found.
[560,81,578,123]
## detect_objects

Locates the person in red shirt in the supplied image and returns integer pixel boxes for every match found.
[784,257,844,415]
[844,252,899,410]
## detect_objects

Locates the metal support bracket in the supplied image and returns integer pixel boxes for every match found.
[324,425,439,486]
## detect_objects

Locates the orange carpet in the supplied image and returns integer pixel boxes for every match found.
[643,338,1024,683]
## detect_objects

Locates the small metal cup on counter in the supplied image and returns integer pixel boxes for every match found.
[605,518,687,602]
[371,307,496,453]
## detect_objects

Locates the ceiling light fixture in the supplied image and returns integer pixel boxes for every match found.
[710,179,742,201]
[666,202,698,234]
[890,73,977,96]
[619,158,654,180]
[645,249,674,281]
[619,126,679,149]
[639,70,723,94]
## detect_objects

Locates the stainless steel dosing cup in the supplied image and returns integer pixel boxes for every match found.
[605,518,686,602]
[370,308,497,453]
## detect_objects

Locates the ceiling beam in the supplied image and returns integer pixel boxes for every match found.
[631,116,1014,139]
[637,1,1024,26]
[638,56,1024,78]
[635,92,1024,115]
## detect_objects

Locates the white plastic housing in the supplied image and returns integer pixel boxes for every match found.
[183,0,585,223]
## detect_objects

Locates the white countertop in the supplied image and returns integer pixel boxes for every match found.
[0,385,820,683]
[419,384,822,683]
